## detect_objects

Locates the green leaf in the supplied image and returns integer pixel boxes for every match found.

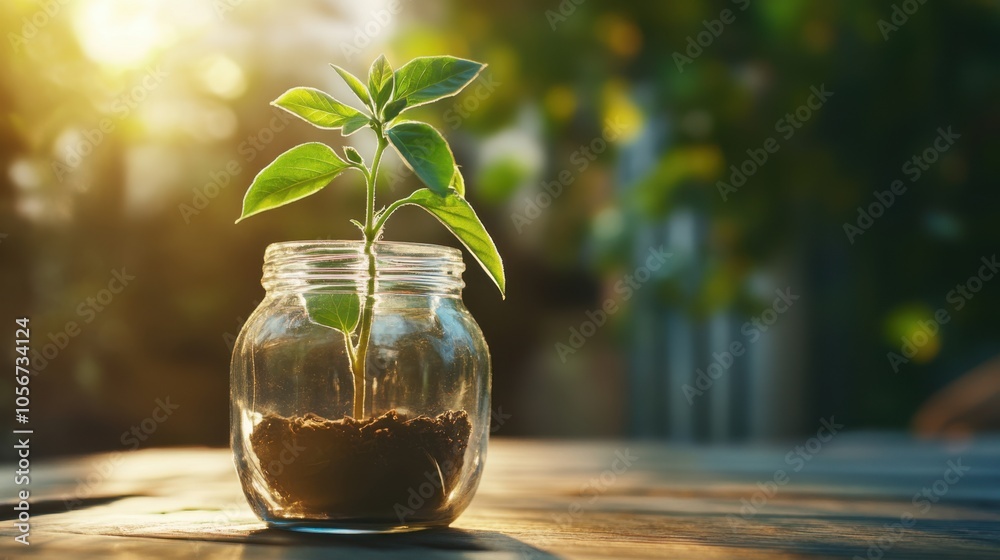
[392,56,485,109]
[390,188,505,297]
[342,115,371,136]
[344,146,364,165]
[450,165,466,196]
[368,55,394,112]
[383,98,407,122]
[272,87,369,132]
[304,292,360,333]
[330,64,372,109]
[386,121,456,196]
[237,143,350,222]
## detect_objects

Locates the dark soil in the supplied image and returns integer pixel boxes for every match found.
[250,409,472,523]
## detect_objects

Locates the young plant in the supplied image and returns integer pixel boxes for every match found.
[236,55,505,420]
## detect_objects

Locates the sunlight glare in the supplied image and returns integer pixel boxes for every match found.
[198,54,247,99]
[72,0,174,69]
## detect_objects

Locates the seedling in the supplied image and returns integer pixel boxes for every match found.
[236,55,505,420]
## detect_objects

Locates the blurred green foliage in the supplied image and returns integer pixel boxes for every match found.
[1,0,998,452]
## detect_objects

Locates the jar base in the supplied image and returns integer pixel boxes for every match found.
[266,519,448,534]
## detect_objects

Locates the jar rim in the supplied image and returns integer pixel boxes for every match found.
[265,240,463,260]
[262,240,466,296]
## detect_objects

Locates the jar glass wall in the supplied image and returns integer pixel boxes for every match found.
[230,241,491,533]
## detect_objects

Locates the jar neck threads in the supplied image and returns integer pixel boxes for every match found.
[262,241,466,297]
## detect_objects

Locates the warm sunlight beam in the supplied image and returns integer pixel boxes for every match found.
[72,0,174,69]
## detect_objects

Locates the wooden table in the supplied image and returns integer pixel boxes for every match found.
[3,435,1000,559]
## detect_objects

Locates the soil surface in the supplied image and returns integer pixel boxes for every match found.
[250,409,472,522]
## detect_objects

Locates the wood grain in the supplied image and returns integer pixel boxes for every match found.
[2,436,999,559]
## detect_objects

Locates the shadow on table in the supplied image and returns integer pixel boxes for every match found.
[244,527,561,559]
[665,511,1000,560]
[0,494,144,519]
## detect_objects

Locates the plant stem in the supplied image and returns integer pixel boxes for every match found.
[351,131,389,419]
[372,197,407,235]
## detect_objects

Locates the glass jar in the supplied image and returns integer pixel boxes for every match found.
[230,241,491,533]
